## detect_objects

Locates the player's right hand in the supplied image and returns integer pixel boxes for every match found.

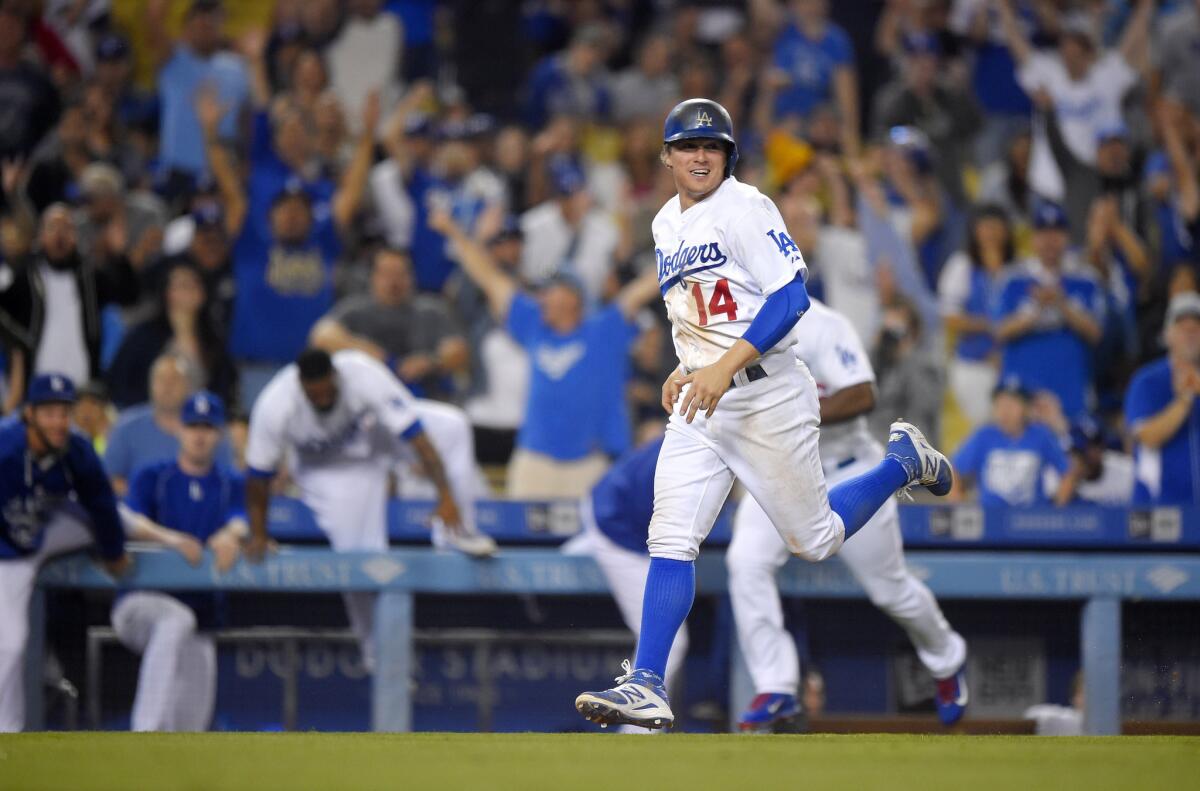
[243,532,276,564]
[661,369,687,414]
[103,553,134,578]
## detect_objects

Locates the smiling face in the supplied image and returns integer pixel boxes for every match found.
[663,139,728,208]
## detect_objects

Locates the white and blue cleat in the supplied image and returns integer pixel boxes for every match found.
[886,420,954,497]
[575,660,674,730]
[935,666,969,726]
[737,693,800,732]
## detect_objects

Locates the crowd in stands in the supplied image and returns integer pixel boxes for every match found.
[0,0,1198,511]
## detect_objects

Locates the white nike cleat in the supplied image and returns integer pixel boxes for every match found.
[431,518,498,558]
[575,660,674,730]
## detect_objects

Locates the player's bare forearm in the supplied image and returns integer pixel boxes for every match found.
[244,475,272,561]
[430,210,516,320]
[819,382,877,425]
[408,432,456,514]
[617,268,663,320]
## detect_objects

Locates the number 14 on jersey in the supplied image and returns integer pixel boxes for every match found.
[691,279,739,326]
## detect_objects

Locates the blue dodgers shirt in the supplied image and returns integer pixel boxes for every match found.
[230,156,341,363]
[0,422,124,560]
[506,294,638,461]
[771,20,854,120]
[104,405,235,482]
[157,46,249,176]
[953,422,1069,507]
[991,262,1106,417]
[124,459,246,627]
[590,436,663,554]
[1124,357,1200,506]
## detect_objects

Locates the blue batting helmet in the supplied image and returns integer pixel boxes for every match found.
[663,98,738,178]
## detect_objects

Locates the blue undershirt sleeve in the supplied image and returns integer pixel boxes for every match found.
[741,273,810,354]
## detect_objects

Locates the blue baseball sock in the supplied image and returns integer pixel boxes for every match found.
[828,458,909,541]
[632,557,695,678]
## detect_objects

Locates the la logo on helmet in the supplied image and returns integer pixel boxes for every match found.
[695,111,713,127]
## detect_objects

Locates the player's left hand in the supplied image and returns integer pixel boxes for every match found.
[678,362,735,423]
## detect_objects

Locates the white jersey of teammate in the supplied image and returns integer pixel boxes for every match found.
[246,350,421,478]
[791,299,880,469]
[654,177,806,372]
[245,350,486,667]
[729,300,966,702]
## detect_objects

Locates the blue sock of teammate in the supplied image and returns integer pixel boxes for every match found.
[632,557,695,678]
[828,458,909,541]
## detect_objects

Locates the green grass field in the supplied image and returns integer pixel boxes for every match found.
[2,733,1197,791]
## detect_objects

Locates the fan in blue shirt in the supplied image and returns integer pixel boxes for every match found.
[1124,293,1200,506]
[113,391,246,732]
[991,201,1105,417]
[950,376,1070,507]
[770,1,856,128]
[430,209,661,495]
[0,374,130,732]
[198,90,380,366]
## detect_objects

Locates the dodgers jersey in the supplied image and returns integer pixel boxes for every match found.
[0,420,124,560]
[245,350,423,476]
[653,177,808,371]
[790,299,878,466]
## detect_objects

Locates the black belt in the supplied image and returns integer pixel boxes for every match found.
[729,363,768,388]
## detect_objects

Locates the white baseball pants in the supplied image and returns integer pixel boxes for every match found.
[651,357,844,563]
[0,512,93,732]
[728,449,966,696]
[561,500,689,687]
[112,592,216,731]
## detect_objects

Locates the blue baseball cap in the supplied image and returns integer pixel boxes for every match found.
[1032,200,1070,231]
[27,373,77,405]
[902,32,942,57]
[993,375,1032,400]
[1070,415,1107,452]
[95,33,130,63]
[1143,151,1170,179]
[181,391,226,427]
[549,159,587,196]
[1095,122,1129,146]
[192,202,225,229]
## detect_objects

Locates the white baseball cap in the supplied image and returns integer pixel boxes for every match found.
[1164,291,1200,331]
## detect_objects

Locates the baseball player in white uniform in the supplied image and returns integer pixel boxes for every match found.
[729,299,968,731]
[575,99,954,730]
[243,348,493,669]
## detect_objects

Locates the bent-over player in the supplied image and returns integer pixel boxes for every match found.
[114,391,245,731]
[575,99,953,729]
[0,374,131,731]
[243,349,487,669]
[729,300,967,731]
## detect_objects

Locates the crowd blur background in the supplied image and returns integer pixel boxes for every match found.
[1,0,1198,509]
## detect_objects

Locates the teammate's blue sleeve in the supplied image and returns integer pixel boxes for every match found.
[742,273,810,354]
[125,464,158,520]
[70,439,125,560]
